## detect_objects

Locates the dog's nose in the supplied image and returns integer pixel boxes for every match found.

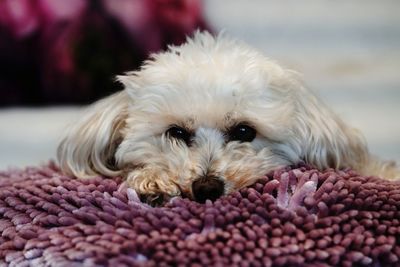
[192,176,225,203]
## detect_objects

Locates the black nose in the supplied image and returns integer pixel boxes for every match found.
[192,177,225,203]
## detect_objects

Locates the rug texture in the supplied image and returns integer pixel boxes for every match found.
[0,163,399,267]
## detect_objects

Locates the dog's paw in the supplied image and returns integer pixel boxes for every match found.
[138,192,171,207]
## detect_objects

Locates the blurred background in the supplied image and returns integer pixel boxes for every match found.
[0,0,399,169]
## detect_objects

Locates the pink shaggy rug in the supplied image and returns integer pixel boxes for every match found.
[1,162,400,267]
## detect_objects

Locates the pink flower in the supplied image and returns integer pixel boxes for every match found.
[103,0,208,52]
[0,0,39,38]
[0,0,86,38]
[154,0,207,44]
[102,0,161,52]
[38,0,86,23]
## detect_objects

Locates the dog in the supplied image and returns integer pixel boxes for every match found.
[57,31,399,205]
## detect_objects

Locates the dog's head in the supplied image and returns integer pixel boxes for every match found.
[58,31,367,204]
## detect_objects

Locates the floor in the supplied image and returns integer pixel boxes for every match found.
[0,1,399,169]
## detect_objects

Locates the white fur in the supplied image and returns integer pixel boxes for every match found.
[58,31,399,201]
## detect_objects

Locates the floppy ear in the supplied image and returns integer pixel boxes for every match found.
[292,82,368,171]
[57,91,129,178]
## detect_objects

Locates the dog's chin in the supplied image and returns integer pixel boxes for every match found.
[138,192,171,207]
[137,182,196,206]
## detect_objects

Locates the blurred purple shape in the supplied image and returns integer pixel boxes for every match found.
[0,0,210,105]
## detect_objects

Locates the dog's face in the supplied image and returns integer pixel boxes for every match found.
[58,32,367,204]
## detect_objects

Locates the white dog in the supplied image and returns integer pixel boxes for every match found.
[58,31,399,205]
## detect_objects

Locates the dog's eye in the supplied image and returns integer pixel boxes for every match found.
[227,124,256,142]
[166,126,192,145]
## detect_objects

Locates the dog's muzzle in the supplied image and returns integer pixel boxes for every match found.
[191,176,225,203]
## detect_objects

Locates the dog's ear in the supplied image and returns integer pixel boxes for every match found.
[57,91,129,178]
[292,81,368,171]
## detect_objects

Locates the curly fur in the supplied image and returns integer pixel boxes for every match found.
[57,31,399,202]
